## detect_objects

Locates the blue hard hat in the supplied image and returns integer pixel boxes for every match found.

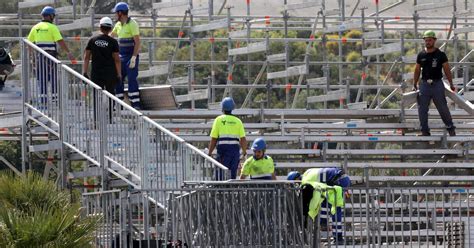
[221,97,235,112]
[335,174,351,188]
[41,6,56,16]
[251,138,266,151]
[287,171,301,180]
[113,2,129,12]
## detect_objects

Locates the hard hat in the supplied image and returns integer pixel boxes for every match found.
[287,171,301,180]
[41,6,56,16]
[422,30,436,39]
[99,17,113,28]
[251,138,266,151]
[221,97,235,112]
[113,2,129,12]
[335,174,351,188]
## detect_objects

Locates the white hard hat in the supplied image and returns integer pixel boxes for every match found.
[99,17,113,27]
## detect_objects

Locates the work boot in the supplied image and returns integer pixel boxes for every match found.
[448,129,456,136]
[420,131,431,136]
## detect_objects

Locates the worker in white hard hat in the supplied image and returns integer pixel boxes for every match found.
[83,17,121,125]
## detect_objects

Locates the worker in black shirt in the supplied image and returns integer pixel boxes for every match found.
[0,48,15,91]
[413,30,456,136]
[83,17,121,125]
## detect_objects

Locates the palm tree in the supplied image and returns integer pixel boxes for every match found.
[0,171,99,248]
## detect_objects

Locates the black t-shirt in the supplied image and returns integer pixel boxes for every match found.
[86,34,119,77]
[416,48,448,80]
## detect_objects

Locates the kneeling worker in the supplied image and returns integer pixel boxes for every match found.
[288,168,350,245]
[240,138,276,180]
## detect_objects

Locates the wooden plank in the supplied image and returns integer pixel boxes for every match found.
[153,0,189,10]
[455,9,474,17]
[362,42,401,57]
[267,65,307,79]
[56,5,73,14]
[137,65,169,78]
[453,26,474,34]
[414,1,452,11]
[347,101,367,110]
[176,89,208,102]
[228,41,266,56]
[191,7,209,15]
[324,21,362,33]
[323,8,340,16]
[307,77,327,85]
[284,1,321,11]
[229,29,248,38]
[168,76,188,85]
[307,89,346,103]
[462,91,474,101]
[402,54,417,63]
[19,0,54,9]
[267,53,286,62]
[402,90,418,106]
[191,19,228,33]
[58,18,92,31]
[363,30,382,39]
[444,83,474,114]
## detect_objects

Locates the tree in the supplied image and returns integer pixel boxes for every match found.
[0,172,99,248]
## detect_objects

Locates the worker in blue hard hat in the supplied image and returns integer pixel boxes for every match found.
[111,2,142,110]
[208,97,247,179]
[27,6,76,109]
[239,138,276,180]
[288,168,351,245]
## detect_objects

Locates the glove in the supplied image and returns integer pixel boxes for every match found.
[83,73,89,79]
[450,84,456,92]
[129,56,137,69]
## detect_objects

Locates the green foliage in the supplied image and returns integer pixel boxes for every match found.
[0,172,99,248]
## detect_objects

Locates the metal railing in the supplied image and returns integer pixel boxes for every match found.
[82,182,473,247]
[21,38,230,190]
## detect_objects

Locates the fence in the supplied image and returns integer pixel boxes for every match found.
[21,38,230,191]
[82,182,473,247]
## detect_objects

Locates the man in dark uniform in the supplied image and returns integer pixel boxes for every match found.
[82,17,121,124]
[0,48,15,91]
[413,30,456,136]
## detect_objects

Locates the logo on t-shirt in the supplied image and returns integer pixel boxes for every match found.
[432,58,437,68]
[95,40,109,48]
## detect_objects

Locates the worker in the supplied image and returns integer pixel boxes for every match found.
[413,30,456,136]
[112,2,142,110]
[27,6,75,107]
[288,168,350,245]
[208,97,247,179]
[82,17,121,125]
[0,48,15,91]
[239,138,276,180]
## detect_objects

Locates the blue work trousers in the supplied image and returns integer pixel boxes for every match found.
[320,200,344,241]
[417,79,454,133]
[36,53,57,108]
[216,145,240,179]
[116,54,140,109]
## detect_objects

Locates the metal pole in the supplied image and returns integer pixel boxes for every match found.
[189,0,196,109]
[226,6,233,97]
[209,0,216,103]
[21,40,28,174]
[322,0,329,109]
[283,0,290,108]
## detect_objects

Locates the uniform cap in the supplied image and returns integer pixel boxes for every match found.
[99,17,113,27]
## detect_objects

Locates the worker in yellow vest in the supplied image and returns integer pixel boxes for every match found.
[27,6,75,108]
[288,168,350,245]
[239,138,276,180]
[112,2,141,110]
[208,97,247,179]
